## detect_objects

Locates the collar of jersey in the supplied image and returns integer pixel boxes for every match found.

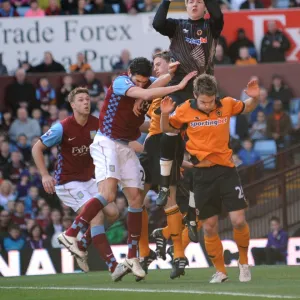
[188,18,205,24]
[189,98,222,116]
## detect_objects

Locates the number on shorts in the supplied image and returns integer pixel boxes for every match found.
[140,169,145,184]
[235,186,245,199]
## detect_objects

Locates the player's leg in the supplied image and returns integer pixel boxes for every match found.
[194,167,228,283]
[220,167,250,282]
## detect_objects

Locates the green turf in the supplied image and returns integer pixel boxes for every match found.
[1,266,300,300]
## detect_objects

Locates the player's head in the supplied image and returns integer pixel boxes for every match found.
[185,0,206,20]
[68,87,91,116]
[193,74,218,113]
[128,57,152,88]
[153,51,171,77]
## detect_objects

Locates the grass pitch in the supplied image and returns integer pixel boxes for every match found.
[1,266,300,300]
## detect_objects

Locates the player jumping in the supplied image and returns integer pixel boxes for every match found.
[160,74,260,283]
[32,87,125,280]
[58,57,196,280]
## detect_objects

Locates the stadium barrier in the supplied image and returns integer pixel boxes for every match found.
[1,238,300,277]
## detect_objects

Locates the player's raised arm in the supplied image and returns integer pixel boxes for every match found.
[204,0,224,37]
[126,71,197,101]
[242,80,260,114]
[152,0,177,37]
[160,96,181,133]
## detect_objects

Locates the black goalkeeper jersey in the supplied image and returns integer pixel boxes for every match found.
[153,0,224,83]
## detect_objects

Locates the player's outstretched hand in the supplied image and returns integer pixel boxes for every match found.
[178,71,198,90]
[168,61,180,76]
[161,96,175,114]
[42,174,56,194]
[133,99,144,117]
[244,79,260,98]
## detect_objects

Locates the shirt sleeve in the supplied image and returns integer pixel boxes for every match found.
[112,76,135,96]
[227,97,245,116]
[169,104,185,129]
[149,76,157,83]
[40,122,63,148]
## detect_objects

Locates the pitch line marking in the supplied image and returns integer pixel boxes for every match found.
[0,286,299,299]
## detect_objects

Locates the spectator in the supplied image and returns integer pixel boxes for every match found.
[228,28,257,63]
[90,0,114,14]
[70,0,90,14]
[57,108,69,121]
[16,171,31,199]
[26,224,49,249]
[16,134,31,162]
[2,151,25,185]
[0,111,13,132]
[8,108,41,143]
[19,61,32,72]
[230,114,249,141]
[0,0,19,17]
[291,112,300,143]
[252,217,288,265]
[36,204,51,231]
[46,209,63,244]
[28,165,42,188]
[269,75,293,111]
[218,35,228,56]
[250,87,273,124]
[57,75,76,111]
[289,0,300,7]
[238,139,261,166]
[11,201,27,232]
[32,108,45,127]
[5,68,36,115]
[260,20,290,63]
[219,0,231,11]
[70,53,91,73]
[24,186,39,215]
[25,0,45,16]
[250,111,267,140]
[0,180,16,211]
[92,99,104,118]
[115,194,128,222]
[112,49,132,71]
[152,47,163,57]
[0,210,11,238]
[45,0,61,15]
[0,141,11,169]
[0,58,8,75]
[214,44,231,65]
[3,224,25,251]
[60,0,77,14]
[25,219,36,236]
[36,77,56,109]
[83,70,104,99]
[240,0,264,9]
[62,216,73,230]
[141,0,157,12]
[235,47,257,66]
[267,99,292,148]
[119,0,140,13]
[29,52,65,73]
[45,105,59,126]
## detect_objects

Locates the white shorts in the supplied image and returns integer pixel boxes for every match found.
[90,133,145,190]
[55,178,98,212]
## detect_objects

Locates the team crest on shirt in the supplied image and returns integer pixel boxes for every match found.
[216,110,222,117]
[90,130,96,139]
[109,165,115,172]
[77,191,84,199]
[196,29,203,36]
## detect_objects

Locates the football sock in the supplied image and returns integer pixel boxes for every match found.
[77,226,92,251]
[233,223,250,265]
[66,194,108,238]
[127,207,143,259]
[181,221,203,251]
[162,226,171,240]
[205,234,226,274]
[165,205,184,259]
[139,207,150,257]
[91,225,117,273]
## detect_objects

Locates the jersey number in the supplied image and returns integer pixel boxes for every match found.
[235,186,245,199]
[140,170,145,184]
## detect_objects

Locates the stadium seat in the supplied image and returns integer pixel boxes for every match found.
[290,98,300,114]
[254,140,277,169]
[16,7,30,16]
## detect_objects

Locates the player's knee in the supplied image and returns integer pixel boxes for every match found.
[127,191,143,209]
[231,215,247,229]
[105,205,119,223]
[203,220,218,237]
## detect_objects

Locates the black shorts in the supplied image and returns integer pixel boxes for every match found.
[169,78,194,106]
[193,165,248,220]
[139,133,184,186]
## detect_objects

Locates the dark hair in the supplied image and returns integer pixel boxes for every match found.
[68,87,89,103]
[29,224,43,239]
[129,57,152,77]
[153,51,171,63]
[8,224,21,232]
[270,216,280,223]
[193,74,218,97]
